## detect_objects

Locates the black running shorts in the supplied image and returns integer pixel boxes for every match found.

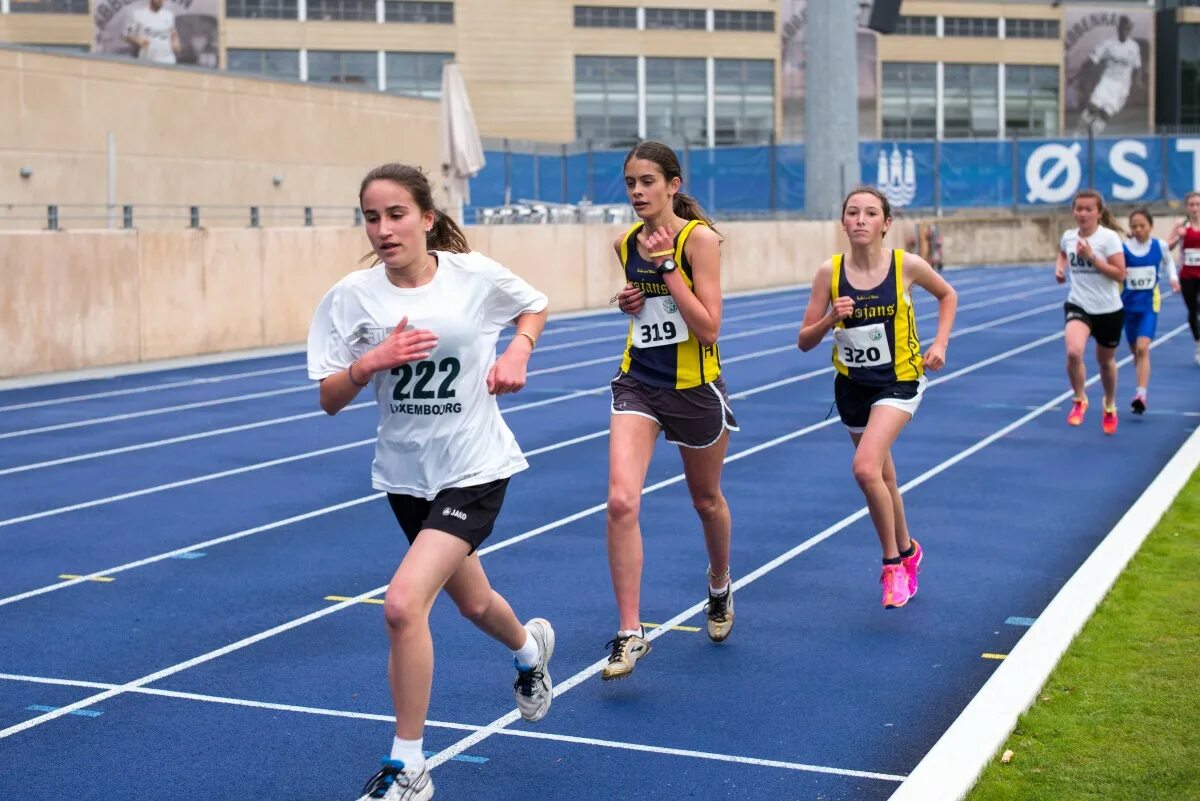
[610,371,739,449]
[1064,302,1124,349]
[387,478,509,553]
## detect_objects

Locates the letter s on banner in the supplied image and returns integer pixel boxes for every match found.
[1109,139,1149,201]
[1025,142,1082,204]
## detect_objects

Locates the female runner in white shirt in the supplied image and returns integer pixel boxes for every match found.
[308,163,554,801]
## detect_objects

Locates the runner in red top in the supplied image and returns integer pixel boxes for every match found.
[1169,191,1200,365]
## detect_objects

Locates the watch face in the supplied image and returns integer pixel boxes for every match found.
[659,259,677,273]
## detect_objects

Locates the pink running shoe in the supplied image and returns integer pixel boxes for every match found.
[901,539,923,598]
[1067,398,1088,426]
[880,564,911,609]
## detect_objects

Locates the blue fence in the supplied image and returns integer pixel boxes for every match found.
[467,135,1200,217]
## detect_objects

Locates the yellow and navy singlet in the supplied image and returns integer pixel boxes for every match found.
[831,250,923,386]
[618,220,722,389]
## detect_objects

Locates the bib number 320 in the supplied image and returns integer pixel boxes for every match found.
[834,324,892,368]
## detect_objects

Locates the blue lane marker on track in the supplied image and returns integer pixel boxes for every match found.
[1005,616,1036,627]
[424,750,488,764]
[26,704,103,718]
[170,552,207,560]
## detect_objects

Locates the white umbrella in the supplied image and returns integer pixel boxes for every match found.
[440,61,486,224]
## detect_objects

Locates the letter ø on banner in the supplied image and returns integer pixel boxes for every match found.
[1025,142,1082,204]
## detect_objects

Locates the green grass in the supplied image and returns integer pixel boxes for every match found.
[965,468,1200,801]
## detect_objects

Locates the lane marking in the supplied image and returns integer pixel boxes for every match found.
[24,704,103,718]
[981,654,1007,661]
[1004,617,1036,627]
[325,595,384,606]
[0,672,903,781]
[170,552,207,560]
[641,622,701,633]
[57,574,115,583]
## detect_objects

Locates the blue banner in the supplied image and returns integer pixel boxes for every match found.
[469,135,1200,217]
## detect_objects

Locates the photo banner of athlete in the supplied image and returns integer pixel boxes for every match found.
[780,0,879,141]
[92,0,220,69]
[1063,6,1153,139]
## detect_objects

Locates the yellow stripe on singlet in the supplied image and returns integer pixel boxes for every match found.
[892,251,924,382]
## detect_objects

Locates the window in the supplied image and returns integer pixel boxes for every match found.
[574,56,638,147]
[228,49,302,80]
[942,17,998,38]
[881,62,937,139]
[943,63,999,138]
[713,59,774,145]
[573,5,637,28]
[386,52,452,98]
[8,0,87,13]
[645,57,707,143]
[385,1,453,23]
[307,0,376,21]
[712,10,774,32]
[645,7,706,30]
[226,0,298,19]
[1004,18,1059,40]
[894,15,937,37]
[1005,65,1059,136]
[1181,24,1200,125]
[307,50,378,88]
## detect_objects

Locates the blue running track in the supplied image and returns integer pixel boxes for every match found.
[0,265,1197,800]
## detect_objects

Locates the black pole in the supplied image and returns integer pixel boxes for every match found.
[561,144,568,203]
[768,131,778,212]
[123,205,133,229]
[47,205,58,231]
[304,206,314,226]
[190,206,200,228]
[250,206,260,228]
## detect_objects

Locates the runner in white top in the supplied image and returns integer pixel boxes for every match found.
[1075,15,1142,136]
[123,0,179,65]
[308,163,554,801]
[1056,189,1128,434]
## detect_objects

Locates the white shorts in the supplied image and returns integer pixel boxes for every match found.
[1089,76,1130,117]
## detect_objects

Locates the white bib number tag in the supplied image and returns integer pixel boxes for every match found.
[1125,266,1157,290]
[633,295,688,349]
[1184,248,1200,267]
[834,324,892,368]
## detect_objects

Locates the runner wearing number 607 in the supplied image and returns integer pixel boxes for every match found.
[602,141,739,681]
[798,186,956,610]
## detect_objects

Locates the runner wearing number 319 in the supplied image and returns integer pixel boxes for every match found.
[603,141,738,681]
[798,186,956,610]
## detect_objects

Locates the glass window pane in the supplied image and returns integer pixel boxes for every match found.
[385,51,452,97]
[226,0,299,19]
[384,2,453,24]
[308,50,378,88]
[575,55,638,148]
[228,48,302,80]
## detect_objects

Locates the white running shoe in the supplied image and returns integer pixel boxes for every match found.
[355,759,433,801]
[513,618,555,722]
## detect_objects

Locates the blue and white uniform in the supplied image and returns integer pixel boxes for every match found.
[1121,237,1177,344]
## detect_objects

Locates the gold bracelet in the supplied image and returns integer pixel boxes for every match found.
[648,249,675,258]
[516,331,537,350]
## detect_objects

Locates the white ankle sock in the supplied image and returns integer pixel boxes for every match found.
[512,630,539,670]
[390,736,426,772]
[618,626,643,638]
[1136,387,1147,398]
[709,581,729,595]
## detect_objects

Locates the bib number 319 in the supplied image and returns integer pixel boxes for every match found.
[633,295,688,349]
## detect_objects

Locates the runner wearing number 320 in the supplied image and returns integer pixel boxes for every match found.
[603,140,739,681]
[798,186,956,610]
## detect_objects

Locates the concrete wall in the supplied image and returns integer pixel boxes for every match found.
[3,213,1081,380]
[0,48,442,224]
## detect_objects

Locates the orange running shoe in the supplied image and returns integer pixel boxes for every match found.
[1066,397,1088,426]
[880,564,911,609]
[1102,406,1118,435]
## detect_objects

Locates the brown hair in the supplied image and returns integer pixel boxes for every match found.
[840,185,893,220]
[1186,191,1200,209]
[624,141,717,230]
[358,163,470,257]
[1074,188,1125,236]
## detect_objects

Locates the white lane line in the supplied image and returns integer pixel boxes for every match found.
[0,385,313,441]
[0,365,306,413]
[0,322,1074,741]
[0,282,1056,477]
[0,292,1061,529]
[425,325,1190,769]
[0,672,905,782]
[888,325,1195,801]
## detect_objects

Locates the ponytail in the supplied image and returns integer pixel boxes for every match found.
[427,209,470,253]
[672,191,717,230]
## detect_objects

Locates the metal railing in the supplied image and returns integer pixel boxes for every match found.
[0,204,362,231]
